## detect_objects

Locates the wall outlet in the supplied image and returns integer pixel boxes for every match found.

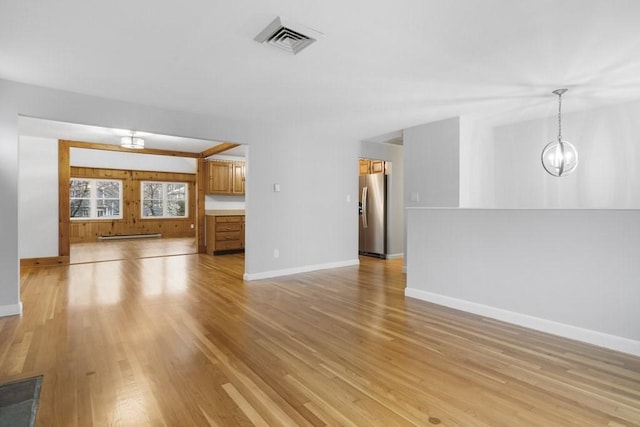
[273,249,280,258]
[346,194,351,203]
[410,191,419,202]
[190,224,194,229]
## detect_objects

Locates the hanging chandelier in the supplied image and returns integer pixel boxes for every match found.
[541,89,578,177]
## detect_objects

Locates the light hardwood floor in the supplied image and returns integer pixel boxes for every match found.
[70,237,197,264]
[2,248,639,426]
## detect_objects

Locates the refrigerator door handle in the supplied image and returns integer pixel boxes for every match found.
[361,186,368,228]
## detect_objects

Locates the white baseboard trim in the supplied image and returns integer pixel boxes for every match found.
[0,302,22,317]
[386,253,404,259]
[405,288,640,357]
[244,259,360,281]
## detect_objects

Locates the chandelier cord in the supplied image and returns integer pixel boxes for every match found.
[542,88,576,177]
[557,92,562,142]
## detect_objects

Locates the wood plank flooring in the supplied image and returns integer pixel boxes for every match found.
[70,237,197,264]
[2,248,639,426]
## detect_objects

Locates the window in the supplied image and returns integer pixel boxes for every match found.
[70,178,122,219]
[141,181,188,218]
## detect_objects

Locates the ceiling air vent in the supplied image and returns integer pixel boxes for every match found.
[254,17,322,55]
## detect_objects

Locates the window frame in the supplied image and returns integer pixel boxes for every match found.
[140,181,189,219]
[69,178,123,220]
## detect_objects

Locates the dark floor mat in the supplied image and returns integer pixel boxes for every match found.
[0,376,42,427]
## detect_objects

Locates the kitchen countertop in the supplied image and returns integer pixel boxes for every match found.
[205,209,245,216]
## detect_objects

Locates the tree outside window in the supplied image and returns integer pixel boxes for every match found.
[70,178,122,219]
[141,182,187,218]
[70,179,91,218]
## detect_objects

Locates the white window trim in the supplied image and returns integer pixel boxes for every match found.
[141,181,189,219]
[70,178,123,220]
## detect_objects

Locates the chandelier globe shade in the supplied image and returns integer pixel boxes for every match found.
[541,88,578,177]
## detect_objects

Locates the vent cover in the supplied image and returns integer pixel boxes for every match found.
[255,17,322,55]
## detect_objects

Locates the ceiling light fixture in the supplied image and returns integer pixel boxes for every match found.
[541,89,578,177]
[121,133,144,149]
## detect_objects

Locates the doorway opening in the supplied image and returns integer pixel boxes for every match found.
[358,158,389,259]
[17,117,247,272]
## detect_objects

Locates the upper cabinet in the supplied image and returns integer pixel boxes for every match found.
[359,159,371,175]
[359,158,386,175]
[371,159,385,174]
[231,162,245,195]
[206,160,245,195]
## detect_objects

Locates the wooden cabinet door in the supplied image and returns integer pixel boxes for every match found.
[240,216,245,249]
[231,163,245,195]
[205,216,216,254]
[207,162,232,194]
[360,159,385,175]
[371,160,385,174]
[359,159,370,175]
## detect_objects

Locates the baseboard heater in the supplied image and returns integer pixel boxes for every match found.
[98,233,162,241]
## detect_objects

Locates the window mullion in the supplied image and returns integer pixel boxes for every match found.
[162,183,168,217]
[91,179,97,218]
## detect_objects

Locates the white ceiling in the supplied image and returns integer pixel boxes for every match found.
[2,0,640,144]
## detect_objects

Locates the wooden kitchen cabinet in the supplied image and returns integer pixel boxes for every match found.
[231,163,245,194]
[359,159,386,175]
[359,159,371,175]
[370,160,384,174]
[206,160,245,195]
[206,161,231,193]
[206,215,245,254]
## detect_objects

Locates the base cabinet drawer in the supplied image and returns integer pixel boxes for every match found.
[215,222,242,232]
[206,214,245,255]
[216,216,242,223]
[216,231,241,241]
[215,240,242,251]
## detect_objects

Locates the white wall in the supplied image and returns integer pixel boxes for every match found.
[18,137,58,259]
[398,101,640,357]
[71,147,196,173]
[244,125,358,278]
[0,78,359,315]
[205,196,246,211]
[403,117,460,208]
[360,141,404,256]
[0,81,21,315]
[465,100,640,208]
[406,208,640,356]
[459,116,495,207]
[402,117,461,269]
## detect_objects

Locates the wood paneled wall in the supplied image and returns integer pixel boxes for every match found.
[69,167,196,243]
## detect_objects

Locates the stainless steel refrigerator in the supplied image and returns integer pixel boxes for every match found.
[359,173,387,258]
